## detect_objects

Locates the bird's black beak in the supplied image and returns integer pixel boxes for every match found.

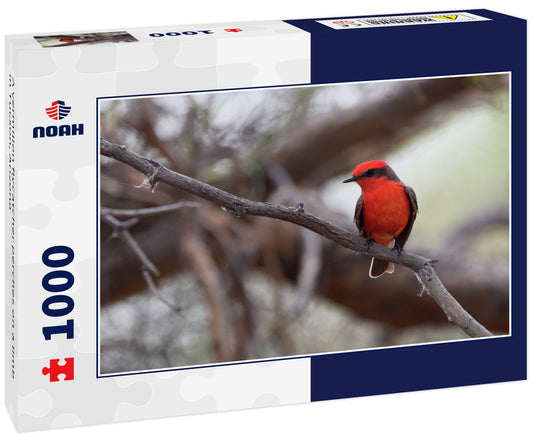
[342,176,357,183]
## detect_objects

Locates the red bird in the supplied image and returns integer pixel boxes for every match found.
[343,160,418,278]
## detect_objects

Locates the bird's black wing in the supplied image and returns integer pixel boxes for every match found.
[354,194,365,235]
[395,185,418,248]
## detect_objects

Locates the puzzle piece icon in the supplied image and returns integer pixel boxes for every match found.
[42,358,74,382]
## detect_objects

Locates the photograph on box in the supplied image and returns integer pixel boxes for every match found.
[34,31,138,47]
[98,73,509,375]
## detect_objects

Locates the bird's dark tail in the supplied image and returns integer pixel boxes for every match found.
[369,257,395,278]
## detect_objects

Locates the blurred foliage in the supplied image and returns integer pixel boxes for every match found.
[390,90,509,247]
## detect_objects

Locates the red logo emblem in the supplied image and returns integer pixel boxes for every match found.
[45,100,71,120]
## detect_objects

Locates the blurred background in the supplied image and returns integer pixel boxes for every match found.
[99,73,509,375]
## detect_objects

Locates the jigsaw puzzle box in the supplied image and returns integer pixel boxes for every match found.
[4,9,526,431]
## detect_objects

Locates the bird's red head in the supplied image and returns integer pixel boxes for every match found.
[351,160,388,178]
[342,160,401,188]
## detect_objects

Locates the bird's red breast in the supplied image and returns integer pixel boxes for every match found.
[359,179,411,246]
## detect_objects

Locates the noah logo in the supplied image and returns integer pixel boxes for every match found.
[33,100,84,139]
[45,100,71,120]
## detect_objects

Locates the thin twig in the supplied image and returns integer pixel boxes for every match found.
[141,267,182,313]
[100,138,493,338]
[101,202,200,218]
[102,212,182,312]
[102,213,160,277]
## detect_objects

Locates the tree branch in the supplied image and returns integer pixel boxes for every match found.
[101,202,200,218]
[101,212,160,277]
[101,211,181,312]
[265,164,323,328]
[141,266,182,313]
[100,138,493,338]
[180,220,235,362]
[199,215,257,360]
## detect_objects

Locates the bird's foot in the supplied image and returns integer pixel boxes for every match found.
[392,240,404,259]
[364,236,375,254]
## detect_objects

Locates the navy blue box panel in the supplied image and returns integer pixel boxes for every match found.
[286,9,527,83]
[311,337,526,402]
[286,10,528,402]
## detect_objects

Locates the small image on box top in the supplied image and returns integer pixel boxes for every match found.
[34,31,137,47]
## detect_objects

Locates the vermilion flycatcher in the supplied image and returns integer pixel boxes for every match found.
[343,160,418,278]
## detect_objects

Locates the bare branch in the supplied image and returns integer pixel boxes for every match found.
[141,267,182,313]
[102,212,160,277]
[180,222,235,362]
[199,216,256,360]
[100,138,493,338]
[445,208,508,250]
[266,228,323,338]
[265,165,323,326]
[294,229,322,314]
[102,212,182,313]
[101,202,200,218]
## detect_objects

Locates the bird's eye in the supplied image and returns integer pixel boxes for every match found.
[367,169,375,176]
